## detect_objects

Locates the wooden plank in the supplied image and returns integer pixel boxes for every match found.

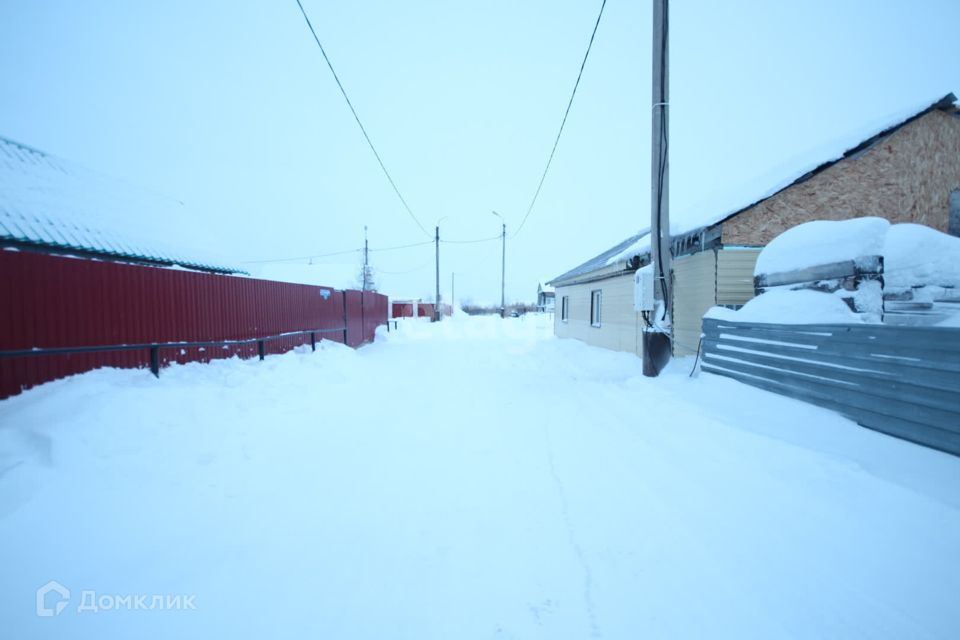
[755,255,882,288]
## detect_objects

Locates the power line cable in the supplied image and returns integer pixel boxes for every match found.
[244,239,433,264]
[376,259,434,275]
[368,240,434,253]
[294,0,430,238]
[441,235,503,245]
[243,248,361,264]
[512,0,608,239]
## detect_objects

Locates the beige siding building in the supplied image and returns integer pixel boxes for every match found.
[555,273,643,355]
[549,94,960,358]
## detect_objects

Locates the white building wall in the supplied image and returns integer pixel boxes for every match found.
[554,273,643,356]
[553,248,761,360]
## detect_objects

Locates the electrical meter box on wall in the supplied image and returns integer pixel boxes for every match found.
[634,265,654,312]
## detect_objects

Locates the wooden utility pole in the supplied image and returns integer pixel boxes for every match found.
[362,225,371,291]
[643,0,672,376]
[492,211,506,318]
[434,225,441,322]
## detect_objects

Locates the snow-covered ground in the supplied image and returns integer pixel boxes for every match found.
[1,315,958,639]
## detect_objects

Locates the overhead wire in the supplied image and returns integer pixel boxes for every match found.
[440,235,503,245]
[242,248,361,264]
[512,0,608,239]
[293,0,430,238]
[368,240,434,253]
[243,239,433,264]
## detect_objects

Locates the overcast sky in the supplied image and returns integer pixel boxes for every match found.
[2,0,958,303]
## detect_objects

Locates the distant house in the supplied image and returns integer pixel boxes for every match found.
[536,284,555,313]
[0,135,242,274]
[548,93,960,357]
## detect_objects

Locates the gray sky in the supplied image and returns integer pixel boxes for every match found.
[2,0,958,303]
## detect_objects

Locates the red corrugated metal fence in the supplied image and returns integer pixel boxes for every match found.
[0,250,388,399]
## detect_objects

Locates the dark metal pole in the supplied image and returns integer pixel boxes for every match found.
[643,0,672,377]
[149,345,160,377]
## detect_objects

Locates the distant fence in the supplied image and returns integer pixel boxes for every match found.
[700,317,960,456]
[0,250,388,399]
[390,302,452,319]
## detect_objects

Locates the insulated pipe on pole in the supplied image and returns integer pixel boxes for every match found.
[643,0,672,376]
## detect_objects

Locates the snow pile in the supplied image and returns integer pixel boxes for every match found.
[754,217,890,276]
[706,289,863,325]
[883,223,960,292]
[1,316,959,638]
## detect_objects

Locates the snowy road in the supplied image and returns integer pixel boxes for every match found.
[1,315,959,639]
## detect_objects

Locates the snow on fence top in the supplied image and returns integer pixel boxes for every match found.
[884,223,960,292]
[0,135,242,274]
[755,216,960,292]
[754,217,890,276]
[705,289,865,325]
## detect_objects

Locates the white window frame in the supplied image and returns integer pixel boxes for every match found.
[590,290,602,328]
[561,296,569,322]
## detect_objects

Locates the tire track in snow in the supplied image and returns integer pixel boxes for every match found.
[543,422,601,638]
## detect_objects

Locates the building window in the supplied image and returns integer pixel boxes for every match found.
[590,290,602,327]
[561,296,569,322]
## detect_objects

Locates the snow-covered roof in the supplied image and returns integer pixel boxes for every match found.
[682,92,958,236]
[547,229,649,286]
[0,135,244,274]
[549,92,958,285]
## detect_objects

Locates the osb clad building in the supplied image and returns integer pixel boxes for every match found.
[548,93,960,358]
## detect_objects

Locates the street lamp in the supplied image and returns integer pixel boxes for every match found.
[491,211,506,318]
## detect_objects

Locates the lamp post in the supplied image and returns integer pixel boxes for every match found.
[491,211,506,318]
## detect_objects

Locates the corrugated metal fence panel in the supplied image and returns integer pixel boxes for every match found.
[700,317,960,456]
[672,251,717,356]
[362,292,388,343]
[343,290,364,348]
[0,251,383,398]
[716,249,761,306]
